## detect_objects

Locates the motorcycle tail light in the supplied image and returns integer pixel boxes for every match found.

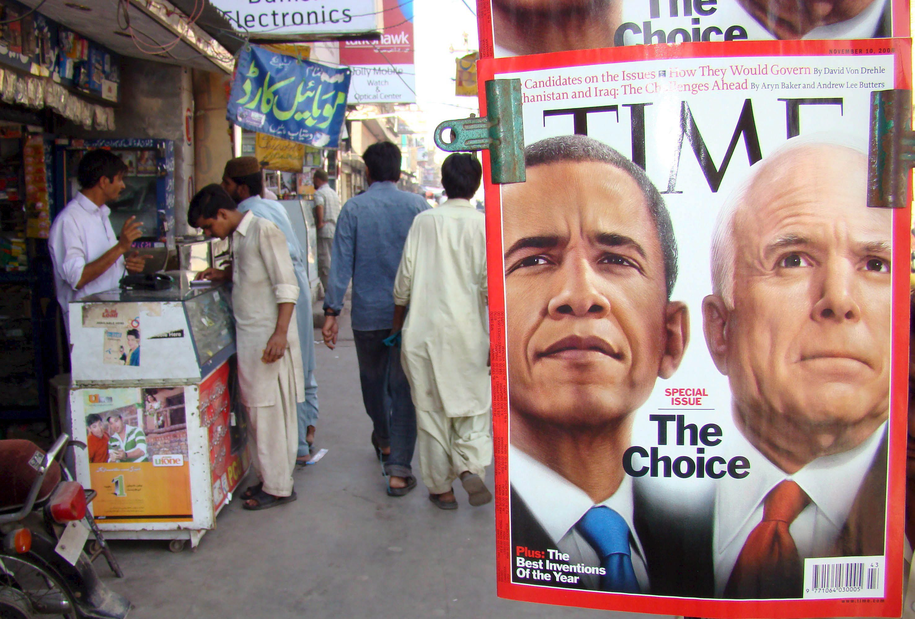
[48,481,87,523]
[13,528,31,553]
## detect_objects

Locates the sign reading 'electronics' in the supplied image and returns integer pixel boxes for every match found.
[210,0,382,38]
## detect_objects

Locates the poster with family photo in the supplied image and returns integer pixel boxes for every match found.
[77,386,192,523]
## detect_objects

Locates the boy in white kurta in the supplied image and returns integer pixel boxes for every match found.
[190,184,305,510]
[392,154,492,509]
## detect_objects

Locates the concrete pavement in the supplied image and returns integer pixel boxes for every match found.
[99,309,640,619]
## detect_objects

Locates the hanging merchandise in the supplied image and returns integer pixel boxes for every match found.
[227,44,351,148]
[0,68,115,131]
[455,52,478,96]
[22,135,49,239]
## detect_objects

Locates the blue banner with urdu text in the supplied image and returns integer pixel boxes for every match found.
[227,45,351,148]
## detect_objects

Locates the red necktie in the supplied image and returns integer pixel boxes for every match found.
[724,480,811,599]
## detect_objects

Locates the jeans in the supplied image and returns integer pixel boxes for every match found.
[353,329,416,478]
[296,371,319,458]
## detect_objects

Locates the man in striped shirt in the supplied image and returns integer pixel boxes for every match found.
[107,413,148,463]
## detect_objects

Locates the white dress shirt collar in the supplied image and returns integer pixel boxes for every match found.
[716,421,887,552]
[75,191,109,218]
[235,210,255,237]
[510,444,646,561]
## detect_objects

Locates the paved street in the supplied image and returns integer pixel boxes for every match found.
[98,308,641,619]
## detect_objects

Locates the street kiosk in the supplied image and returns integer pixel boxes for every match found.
[67,272,247,551]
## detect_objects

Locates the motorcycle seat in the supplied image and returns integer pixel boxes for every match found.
[0,439,62,515]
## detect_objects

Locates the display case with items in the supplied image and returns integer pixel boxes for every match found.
[0,284,37,408]
[67,273,245,549]
[0,126,55,423]
[68,273,235,385]
[184,287,234,370]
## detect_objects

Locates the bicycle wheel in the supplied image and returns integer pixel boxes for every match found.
[0,554,77,619]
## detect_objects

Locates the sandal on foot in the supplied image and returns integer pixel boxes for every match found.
[242,490,297,511]
[386,475,417,497]
[460,473,493,507]
[295,456,311,468]
[428,492,458,510]
[240,482,263,500]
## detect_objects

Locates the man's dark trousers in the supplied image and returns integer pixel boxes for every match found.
[353,329,416,478]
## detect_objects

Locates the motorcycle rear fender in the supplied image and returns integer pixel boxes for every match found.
[6,529,131,619]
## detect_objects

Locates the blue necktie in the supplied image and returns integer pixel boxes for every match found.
[575,506,640,593]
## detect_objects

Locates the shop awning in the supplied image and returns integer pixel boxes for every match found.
[16,0,239,74]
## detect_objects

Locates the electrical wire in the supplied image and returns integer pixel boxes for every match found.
[116,0,206,57]
[0,0,50,25]
[458,0,477,17]
[365,44,416,96]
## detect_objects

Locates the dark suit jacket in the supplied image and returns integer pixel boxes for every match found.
[509,487,587,590]
[509,483,715,594]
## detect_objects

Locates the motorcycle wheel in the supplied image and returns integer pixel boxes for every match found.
[0,555,77,619]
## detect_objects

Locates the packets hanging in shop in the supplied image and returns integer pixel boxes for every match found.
[23,135,49,239]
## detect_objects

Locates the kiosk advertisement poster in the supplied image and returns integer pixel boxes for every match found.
[478,0,908,58]
[79,386,192,524]
[199,362,246,511]
[482,39,910,617]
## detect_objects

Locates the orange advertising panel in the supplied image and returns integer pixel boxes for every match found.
[82,386,192,523]
[89,463,192,523]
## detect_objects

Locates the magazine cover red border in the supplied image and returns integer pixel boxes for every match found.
[482,38,911,617]
[476,0,911,58]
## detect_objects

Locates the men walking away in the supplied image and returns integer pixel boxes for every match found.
[191,184,304,510]
[312,168,340,297]
[218,157,320,464]
[322,141,428,496]
[392,154,492,510]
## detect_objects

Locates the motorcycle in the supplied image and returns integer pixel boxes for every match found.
[0,434,131,618]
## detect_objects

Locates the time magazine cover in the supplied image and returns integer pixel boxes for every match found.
[481,39,911,617]
[477,0,909,58]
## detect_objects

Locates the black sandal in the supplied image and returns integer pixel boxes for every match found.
[242,490,297,511]
[240,482,263,500]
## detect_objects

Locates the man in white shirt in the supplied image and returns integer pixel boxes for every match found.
[312,168,339,296]
[702,140,891,598]
[501,135,689,593]
[49,149,147,335]
[392,154,491,510]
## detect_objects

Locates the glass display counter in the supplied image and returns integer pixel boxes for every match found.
[66,272,248,551]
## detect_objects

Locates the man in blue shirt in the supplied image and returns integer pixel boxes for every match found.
[215,156,320,465]
[322,141,428,496]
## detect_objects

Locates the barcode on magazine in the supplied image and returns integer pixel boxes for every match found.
[803,556,884,599]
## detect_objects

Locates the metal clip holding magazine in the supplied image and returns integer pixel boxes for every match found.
[867,89,915,209]
[433,78,526,184]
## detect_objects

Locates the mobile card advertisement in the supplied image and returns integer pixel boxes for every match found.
[483,39,911,617]
[76,386,192,524]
